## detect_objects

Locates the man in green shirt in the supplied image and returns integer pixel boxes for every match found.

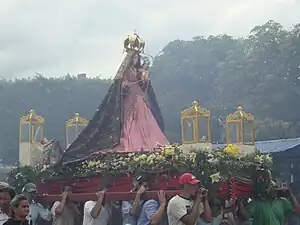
[238,187,300,225]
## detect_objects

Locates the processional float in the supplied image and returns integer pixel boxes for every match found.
[14,34,265,203]
[35,33,179,202]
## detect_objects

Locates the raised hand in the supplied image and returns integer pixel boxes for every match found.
[158,190,166,206]
[199,187,208,199]
[137,185,146,195]
[96,190,106,199]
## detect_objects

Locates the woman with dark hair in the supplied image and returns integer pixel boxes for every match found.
[3,194,29,225]
[0,182,15,225]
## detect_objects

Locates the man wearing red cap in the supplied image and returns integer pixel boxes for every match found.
[167,173,213,225]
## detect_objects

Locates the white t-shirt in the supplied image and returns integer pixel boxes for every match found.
[167,195,197,225]
[51,201,77,225]
[0,213,9,225]
[82,201,111,225]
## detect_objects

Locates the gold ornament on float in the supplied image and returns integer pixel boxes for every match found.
[66,113,88,147]
[19,109,44,143]
[180,101,211,144]
[225,105,255,145]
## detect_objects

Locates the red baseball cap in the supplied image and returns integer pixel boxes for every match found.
[179,173,200,185]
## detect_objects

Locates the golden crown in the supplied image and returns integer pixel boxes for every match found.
[123,33,145,53]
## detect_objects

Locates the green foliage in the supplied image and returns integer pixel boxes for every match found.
[152,21,300,142]
[7,166,41,193]
[1,20,300,164]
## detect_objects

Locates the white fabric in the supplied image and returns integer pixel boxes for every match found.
[0,212,9,225]
[167,195,195,225]
[82,201,111,225]
[51,201,76,225]
[51,201,60,216]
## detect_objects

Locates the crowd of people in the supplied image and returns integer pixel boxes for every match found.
[0,172,299,225]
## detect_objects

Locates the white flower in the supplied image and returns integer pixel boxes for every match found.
[15,172,23,180]
[207,158,219,164]
[40,164,50,172]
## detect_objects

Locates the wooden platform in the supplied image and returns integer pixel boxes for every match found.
[37,190,180,202]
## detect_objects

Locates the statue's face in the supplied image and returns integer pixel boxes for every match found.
[132,54,139,66]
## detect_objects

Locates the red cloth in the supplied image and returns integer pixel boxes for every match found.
[37,173,180,195]
[37,173,254,200]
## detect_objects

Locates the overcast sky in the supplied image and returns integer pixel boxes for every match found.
[0,0,299,79]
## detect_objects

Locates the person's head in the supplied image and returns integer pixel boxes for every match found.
[10,194,29,220]
[22,183,37,202]
[179,173,200,197]
[0,182,15,213]
[132,175,149,191]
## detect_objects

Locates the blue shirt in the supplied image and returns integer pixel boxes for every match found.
[137,200,164,225]
[122,200,145,225]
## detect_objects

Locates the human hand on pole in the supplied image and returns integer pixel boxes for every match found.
[137,185,146,195]
[158,190,166,206]
[199,187,208,200]
[96,189,106,200]
[62,186,71,200]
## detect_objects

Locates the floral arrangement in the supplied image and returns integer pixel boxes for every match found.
[7,144,273,193]
[224,144,239,156]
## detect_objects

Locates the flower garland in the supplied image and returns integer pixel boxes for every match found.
[7,144,273,193]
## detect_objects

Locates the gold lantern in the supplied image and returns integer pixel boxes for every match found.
[180,101,211,144]
[66,113,88,147]
[19,109,44,143]
[225,105,255,145]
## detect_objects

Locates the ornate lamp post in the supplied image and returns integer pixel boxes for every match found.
[181,101,211,144]
[66,113,88,147]
[19,109,44,166]
[225,105,255,145]
[20,109,44,144]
